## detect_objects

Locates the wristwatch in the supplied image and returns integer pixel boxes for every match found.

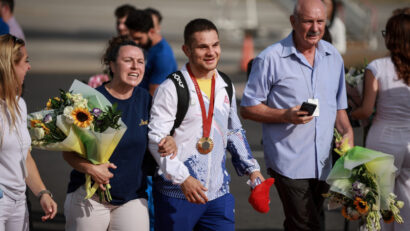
[37,189,53,200]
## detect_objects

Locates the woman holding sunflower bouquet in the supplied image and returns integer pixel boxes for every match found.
[63,36,177,231]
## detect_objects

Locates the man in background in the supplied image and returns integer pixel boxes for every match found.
[145,7,162,36]
[0,0,23,40]
[126,9,177,96]
[88,4,137,88]
[115,4,137,37]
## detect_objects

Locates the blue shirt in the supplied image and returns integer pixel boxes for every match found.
[140,39,177,90]
[241,32,347,180]
[67,85,151,205]
[0,18,9,35]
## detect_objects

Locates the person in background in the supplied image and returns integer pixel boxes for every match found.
[0,0,24,41]
[145,7,162,36]
[115,4,137,37]
[88,4,138,89]
[148,18,263,231]
[126,9,177,96]
[240,0,353,230]
[323,0,346,54]
[0,34,57,230]
[351,11,410,231]
[63,36,176,231]
[0,16,9,35]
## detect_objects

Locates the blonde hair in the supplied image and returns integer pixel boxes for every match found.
[0,34,26,136]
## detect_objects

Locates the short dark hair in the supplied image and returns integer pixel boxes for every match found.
[0,0,14,13]
[145,8,162,24]
[125,10,153,33]
[184,18,218,45]
[114,4,137,19]
[103,36,143,78]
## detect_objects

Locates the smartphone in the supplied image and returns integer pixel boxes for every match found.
[299,102,317,116]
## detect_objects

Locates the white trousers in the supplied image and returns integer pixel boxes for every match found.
[0,193,29,231]
[366,120,410,231]
[64,186,149,231]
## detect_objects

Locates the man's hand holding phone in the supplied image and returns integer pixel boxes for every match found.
[285,104,314,124]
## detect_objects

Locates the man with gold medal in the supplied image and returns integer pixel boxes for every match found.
[148,18,264,230]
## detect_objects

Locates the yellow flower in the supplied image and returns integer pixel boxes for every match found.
[53,97,61,101]
[46,99,52,109]
[30,119,41,128]
[30,119,50,134]
[354,197,369,215]
[71,107,93,128]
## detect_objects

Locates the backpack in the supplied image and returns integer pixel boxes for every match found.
[143,70,234,176]
[167,70,233,135]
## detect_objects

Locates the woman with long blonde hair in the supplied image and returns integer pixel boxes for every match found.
[0,34,57,230]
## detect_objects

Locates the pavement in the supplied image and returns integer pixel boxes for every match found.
[14,0,408,230]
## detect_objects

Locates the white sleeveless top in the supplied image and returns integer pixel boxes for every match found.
[0,98,31,200]
[367,57,410,124]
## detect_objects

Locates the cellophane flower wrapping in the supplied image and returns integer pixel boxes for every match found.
[28,80,127,201]
[325,129,404,230]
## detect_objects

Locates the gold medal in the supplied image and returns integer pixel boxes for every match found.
[197,137,214,154]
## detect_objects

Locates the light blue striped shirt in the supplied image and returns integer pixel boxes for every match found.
[241,32,347,180]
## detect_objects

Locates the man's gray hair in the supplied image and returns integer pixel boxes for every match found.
[293,0,327,17]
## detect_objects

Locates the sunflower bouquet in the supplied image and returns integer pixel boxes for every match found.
[324,129,404,230]
[28,80,127,202]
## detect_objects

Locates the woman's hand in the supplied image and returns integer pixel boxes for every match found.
[158,136,178,159]
[88,163,117,191]
[39,194,57,222]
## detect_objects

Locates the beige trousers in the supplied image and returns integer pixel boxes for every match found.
[64,186,149,231]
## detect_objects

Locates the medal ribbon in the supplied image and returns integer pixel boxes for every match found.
[187,64,215,138]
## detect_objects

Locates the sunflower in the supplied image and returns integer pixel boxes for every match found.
[30,119,50,134]
[354,197,369,215]
[71,107,93,128]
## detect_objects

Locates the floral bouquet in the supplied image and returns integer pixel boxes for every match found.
[344,60,375,128]
[28,80,127,202]
[324,129,404,230]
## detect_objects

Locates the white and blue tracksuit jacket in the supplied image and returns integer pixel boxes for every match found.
[148,64,260,201]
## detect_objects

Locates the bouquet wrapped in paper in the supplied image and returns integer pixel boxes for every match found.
[324,129,404,230]
[345,60,375,128]
[28,80,127,202]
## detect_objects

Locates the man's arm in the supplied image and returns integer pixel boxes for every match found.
[226,87,265,182]
[240,103,312,124]
[148,81,208,204]
[148,84,160,96]
[240,57,312,124]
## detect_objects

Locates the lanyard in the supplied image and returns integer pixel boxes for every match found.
[187,64,215,138]
[298,62,316,99]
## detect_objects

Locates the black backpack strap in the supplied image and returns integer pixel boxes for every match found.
[167,71,190,136]
[218,71,233,105]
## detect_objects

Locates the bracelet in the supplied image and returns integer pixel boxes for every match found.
[37,189,53,200]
